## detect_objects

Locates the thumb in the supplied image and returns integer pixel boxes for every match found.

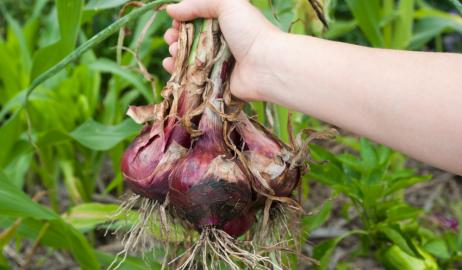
[166,0,221,21]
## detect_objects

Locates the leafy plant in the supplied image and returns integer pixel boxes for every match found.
[0,0,460,269]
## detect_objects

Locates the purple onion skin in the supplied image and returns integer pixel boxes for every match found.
[121,87,202,202]
[223,212,256,238]
[122,120,189,202]
[239,118,301,197]
[169,138,252,235]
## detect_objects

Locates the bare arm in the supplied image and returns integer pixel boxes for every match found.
[164,0,462,175]
[258,33,462,175]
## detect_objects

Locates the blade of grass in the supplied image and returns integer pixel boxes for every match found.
[392,0,415,49]
[382,0,394,48]
[23,0,179,104]
[274,104,290,143]
[30,0,84,80]
[346,0,385,47]
[0,6,32,72]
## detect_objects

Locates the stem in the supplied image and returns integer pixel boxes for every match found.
[23,0,179,103]
[196,27,232,147]
[188,19,206,65]
[383,0,394,48]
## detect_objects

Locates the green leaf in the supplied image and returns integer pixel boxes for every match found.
[64,203,187,242]
[31,0,83,80]
[24,0,179,105]
[392,0,415,49]
[0,42,23,97]
[64,203,122,232]
[89,58,152,102]
[324,20,357,40]
[313,239,337,270]
[0,112,22,167]
[313,230,367,270]
[449,0,462,15]
[386,204,422,223]
[65,226,101,270]
[3,145,33,188]
[359,138,378,171]
[458,215,462,250]
[60,161,84,204]
[310,144,341,167]
[274,104,289,143]
[423,239,450,259]
[70,119,140,151]
[85,0,130,10]
[302,201,332,234]
[36,129,71,148]
[386,175,430,195]
[346,0,385,47]
[382,0,395,47]
[0,180,100,269]
[410,9,462,49]
[380,245,427,270]
[378,225,419,257]
[0,179,58,220]
[1,7,32,72]
[96,251,158,270]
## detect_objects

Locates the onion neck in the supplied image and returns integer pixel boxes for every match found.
[196,44,233,152]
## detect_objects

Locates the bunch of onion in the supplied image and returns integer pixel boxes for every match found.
[122,20,217,203]
[118,18,323,270]
[110,20,222,269]
[168,48,254,237]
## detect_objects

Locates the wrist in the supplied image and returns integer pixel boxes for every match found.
[250,29,287,103]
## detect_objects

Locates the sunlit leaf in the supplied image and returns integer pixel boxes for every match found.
[392,0,415,49]
[96,251,159,270]
[0,178,100,269]
[302,201,332,234]
[423,239,450,259]
[31,0,83,80]
[0,176,57,220]
[346,0,385,47]
[378,225,420,258]
[89,58,153,102]
[70,119,140,151]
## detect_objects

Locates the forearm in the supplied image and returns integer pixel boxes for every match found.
[259,32,462,175]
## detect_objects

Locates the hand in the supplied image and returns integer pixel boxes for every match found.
[163,0,280,101]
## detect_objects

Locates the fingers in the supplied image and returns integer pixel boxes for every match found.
[163,0,223,73]
[162,57,175,74]
[172,20,180,29]
[163,21,180,74]
[166,0,221,21]
[169,42,179,56]
[164,28,179,45]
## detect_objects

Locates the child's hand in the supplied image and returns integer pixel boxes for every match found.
[163,0,280,101]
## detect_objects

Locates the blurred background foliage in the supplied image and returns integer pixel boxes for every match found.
[0,0,461,269]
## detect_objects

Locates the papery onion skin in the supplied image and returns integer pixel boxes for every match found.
[169,47,253,236]
[121,21,216,203]
[238,117,301,197]
[121,123,188,202]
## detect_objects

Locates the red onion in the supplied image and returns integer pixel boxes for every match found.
[237,115,301,197]
[169,48,253,236]
[121,21,217,203]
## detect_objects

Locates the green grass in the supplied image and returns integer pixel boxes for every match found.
[0,0,461,269]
